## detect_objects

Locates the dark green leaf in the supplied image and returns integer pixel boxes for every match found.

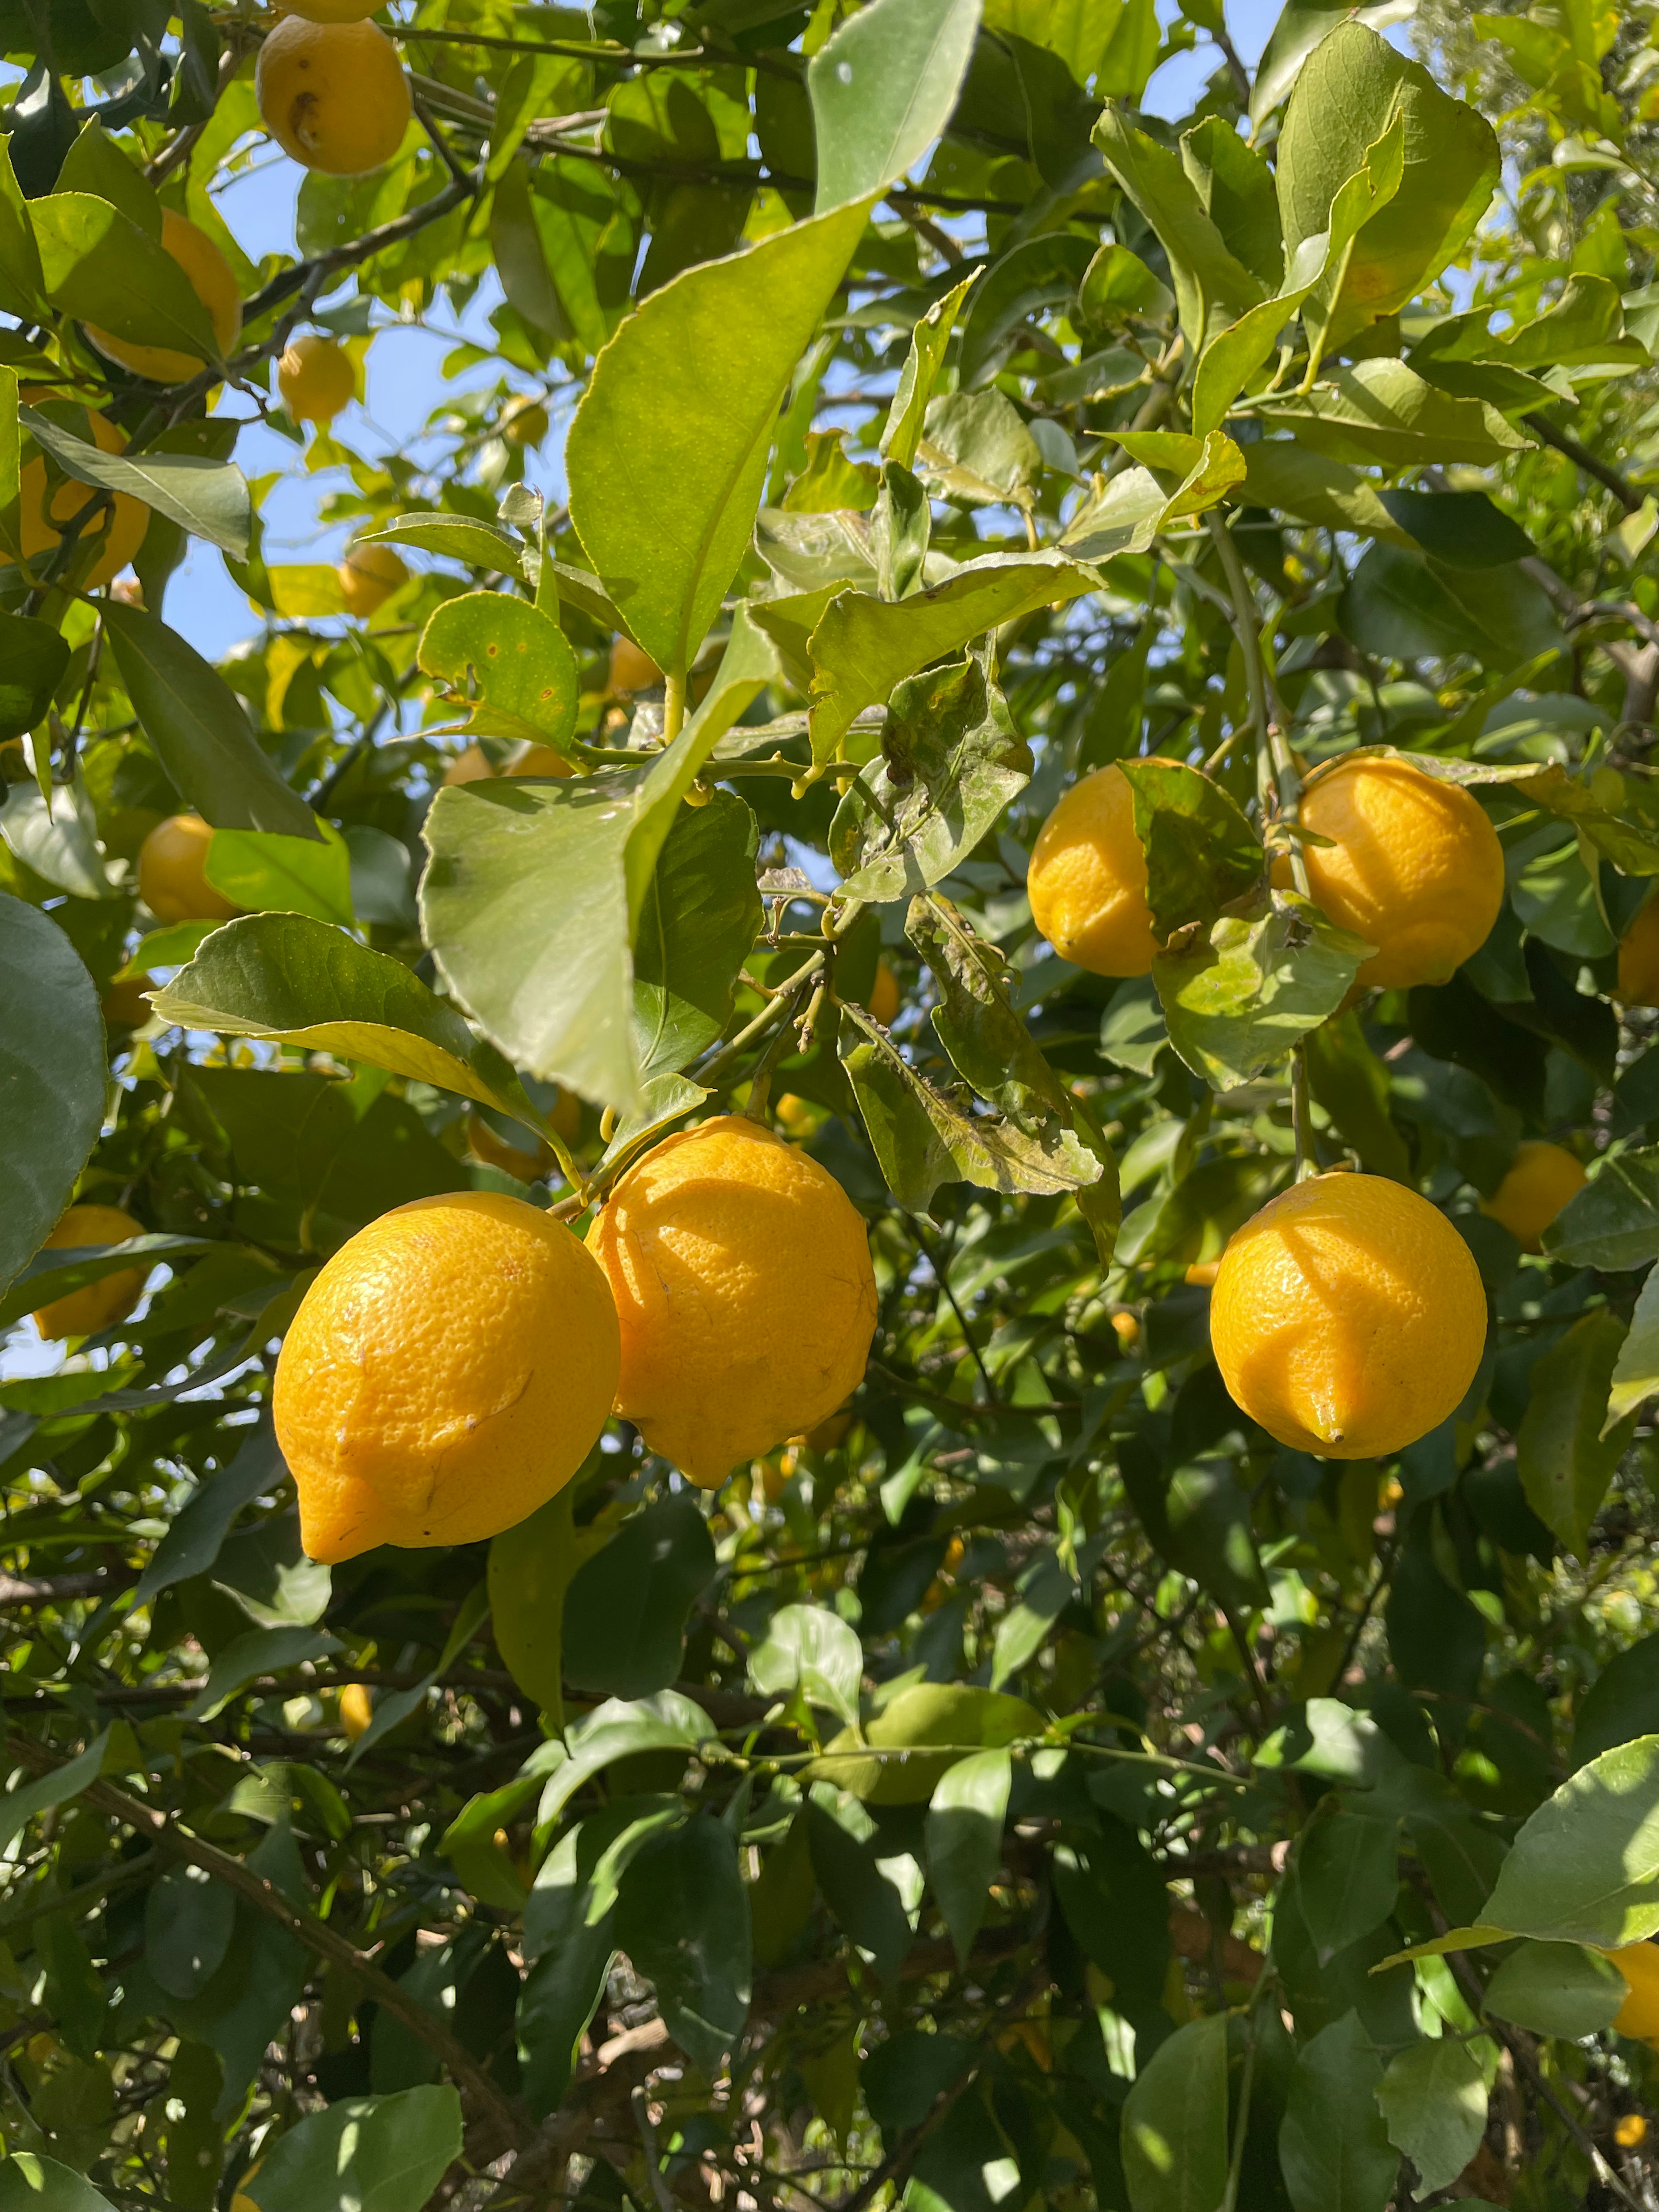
[1279,2010,1395,2212]
[616,1816,751,2075]
[1117,756,1263,941]
[242,2088,461,2212]
[1483,1939,1625,2038]
[1516,1309,1634,1559]
[0,892,104,1297]
[925,1747,1009,1969]
[1155,888,1371,1090]
[1121,2012,1230,2212]
[0,609,67,738]
[1376,2038,1489,2199]
[1543,1149,1659,1271]
[633,788,760,1081]
[563,1496,716,1700]
[31,192,220,363]
[21,406,248,559]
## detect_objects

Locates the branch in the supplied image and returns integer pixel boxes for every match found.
[1524,411,1645,515]
[240,167,482,327]
[0,1569,135,1608]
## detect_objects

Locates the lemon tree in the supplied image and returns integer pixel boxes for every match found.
[6,4,1659,2210]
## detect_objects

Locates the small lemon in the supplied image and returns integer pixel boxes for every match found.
[273,1191,620,1561]
[868,959,901,1026]
[1618,896,1659,1008]
[85,210,241,384]
[277,332,356,423]
[337,542,407,618]
[137,814,240,925]
[774,1093,818,1138]
[1028,764,1158,978]
[1109,1310,1141,1351]
[609,636,662,695]
[33,1205,146,1341]
[256,15,411,176]
[1616,2114,1648,2149]
[503,400,549,446]
[1211,1173,1487,1459]
[338,1682,372,1740]
[1480,1140,1586,1253]
[586,1116,877,1488]
[1294,753,1504,992]
[1608,1941,1659,2047]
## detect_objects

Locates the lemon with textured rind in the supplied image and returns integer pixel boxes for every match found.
[256,15,411,176]
[586,1116,877,1489]
[1608,1941,1659,2046]
[1210,1173,1487,1459]
[1480,1141,1587,1254]
[1027,764,1158,978]
[277,332,356,423]
[339,1682,372,1740]
[273,1191,620,1562]
[1618,896,1659,1008]
[6,395,148,589]
[33,1205,146,1341]
[137,814,240,925]
[1293,753,1503,992]
[85,211,240,383]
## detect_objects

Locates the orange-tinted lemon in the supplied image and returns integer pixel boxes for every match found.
[32,1205,147,1341]
[86,210,240,383]
[1293,754,1504,992]
[609,636,661,695]
[1480,1141,1587,1254]
[277,332,356,423]
[137,814,240,925]
[1210,1173,1487,1459]
[586,1116,877,1488]
[1618,896,1659,1008]
[10,397,149,590]
[1027,764,1158,978]
[338,542,407,617]
[273,1192,620,1562]
[256,15,411,176]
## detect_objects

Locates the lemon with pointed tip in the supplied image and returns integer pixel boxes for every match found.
[138,814,240,925]
[33,1205,147,1341]
[1210,1173,1487,1459]
[1480,1141,1587,1254]
[277,331,356,423]
[85,210,241,384]
[273,1191,620,1562]
[256,14,411,176]
[1027,764,1158,978]
[586,1116,877,1489]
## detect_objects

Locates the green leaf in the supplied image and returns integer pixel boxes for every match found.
[185,1626,338,1723]
[57,118,161,236]
[1483,1939,1626,2039]
[0,779,112,901]
[356,512,524,577]
[807,0,982,215]
[1276,21,1499,352]
[1298,1802,1400,1963]
[0,612,69,741]
[567,197,870,680]
[957,233,1095,389]
[1574,1633,1659,1770]
[616,1816,751,2074]
[1377,487,1535,569]
[1304,1010,1413,1182]
[1543,1148,1659,1271]
[1080,240,1173,321]
[0,1233,205,1335]
[0,893,105,1298]
[1279,2010,1396,2212]
[1480,1734,1659,1946]
[0,363,19,563]
[0,2155,116,2212]
[0,137,44,322]
[1240,439,1413,543]
[1093,104,1264,351]
[1252,360,1533,467]
[563,1496,716,1700]
[749,1603,863,1726]
[30,193,220,365]
[802,552,1097,763]
[917,388,1043,506]
[632,788,760,1081]
[829,655,1030,902]
[1606,1267,1659,1437]
[0,1728,110,1857]
[518,1842,621,2114]
[1117,756,1263,942]
[881,268,981,470]
[101,603,318,839]
[202,826,353,928]
[811,1684,1041,1802]
[243,2088,461,2212]
[536,1692,711,1827]
[1516,1309,1634,1559]
[926,1746,1010,1969]
[416,591,579,753]
[1375,2037,1489,2201]
[149,914,524,1118]
[20,406,248,560]
[1121,2012,1230,2212]
[1154,888,1371,1091]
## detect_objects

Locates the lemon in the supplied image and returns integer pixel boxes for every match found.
[277,332,356,423]
[337,542,407,618]
[1618,896,1659,1008]
[338,1682,372,1740]
[1027,764,1158,978]
[867,959,901,1026]
[443,741,571,785]
[33,1205,146,1341]
[256,16,411,176]
[1210,1172,1487,1459]
[6,395,149,590]
[137,814,240,925]
[86,211,241,384]
[502,400,549,446]
[1480,1140,1586,1253]
[273,1192,620,1561]
[586,1116,877,1488]
[609,636,662,695]
[1608,1941,1659,2047]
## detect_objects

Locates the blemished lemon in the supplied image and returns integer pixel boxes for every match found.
[1210,1173,1487,1459]
[1027,764,1158,978]
[1608,1942,1659,2047]
[338,1682,372,1740]
[85,211,240,383]
[609,636,662,695]
[1294,753,1504,992]
[1618,896,1659,1007]
[137,814,240,925]
[868,960,901,1026]
[8,397,148,590]
[1480,1140,1587,1254]
[256,15,411,176]
[277,332,356,423]
[33,1205,146,1341]
[442,741,571,785]
[337,542,407,617]
[273,1192,620,1562]
[586,1116,877,1488]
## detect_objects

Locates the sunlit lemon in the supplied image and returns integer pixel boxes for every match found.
[1027,765,1158,978]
